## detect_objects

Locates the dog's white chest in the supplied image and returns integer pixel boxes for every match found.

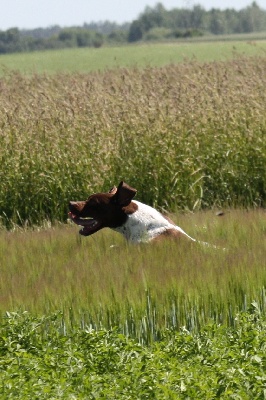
[113,201,178,243]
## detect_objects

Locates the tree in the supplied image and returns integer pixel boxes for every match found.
[58,29,76,46]
[5,28,20,43]
[108,30,128,43]
[140,3,166,30]
[128,3,168,42]
[191,5,205,29]
[128,20,144,42]
[76,30,92,47]
[238,2,265,32]
[0,28,23,53]
[209,9,225,34]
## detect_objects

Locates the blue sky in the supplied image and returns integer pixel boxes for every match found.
[0,0,264,30]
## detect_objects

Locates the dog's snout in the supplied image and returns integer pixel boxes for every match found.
[69,201,85,213]
[69,201,79,212]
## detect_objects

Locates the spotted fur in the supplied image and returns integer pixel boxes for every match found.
[113,201,196,243]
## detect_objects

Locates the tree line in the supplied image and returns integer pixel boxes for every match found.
[128,1,266,41]
[0,1,265,54]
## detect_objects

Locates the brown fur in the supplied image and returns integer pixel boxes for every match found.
[69,181,138,236]
[152,228,184,242]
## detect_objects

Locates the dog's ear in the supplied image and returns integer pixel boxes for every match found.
[108,186,117,195]
[113,181,137,206]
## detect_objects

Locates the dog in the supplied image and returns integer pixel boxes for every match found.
[69,181,200,244]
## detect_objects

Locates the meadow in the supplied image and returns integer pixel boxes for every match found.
[0,209,266,334]
[0,41,266,397]
[0,39,265,75]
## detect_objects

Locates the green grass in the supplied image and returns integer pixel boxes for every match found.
[0,40,266,75]
[0,209,265,398]
[0,209,265,336]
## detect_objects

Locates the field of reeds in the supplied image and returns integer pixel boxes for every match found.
[0,56,265,228]
[0,48,266,397]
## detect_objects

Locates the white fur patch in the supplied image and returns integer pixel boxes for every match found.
[113,200,196,243]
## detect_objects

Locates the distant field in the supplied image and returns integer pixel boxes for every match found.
[0,40,266,75]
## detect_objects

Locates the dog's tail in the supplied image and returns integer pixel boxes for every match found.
[175,226,196,242]
[177,227,224,250]
[196,240,224,250]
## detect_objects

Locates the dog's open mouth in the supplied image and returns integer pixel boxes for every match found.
[68,212,101,236]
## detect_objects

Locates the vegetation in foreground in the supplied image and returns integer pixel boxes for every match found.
[0,208,265,398]
[1,308,266,399]
[0,56,265,228]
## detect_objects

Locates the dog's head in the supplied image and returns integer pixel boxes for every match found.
[69,181,137,236]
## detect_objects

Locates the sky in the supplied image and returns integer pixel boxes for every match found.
[0,0,265,31]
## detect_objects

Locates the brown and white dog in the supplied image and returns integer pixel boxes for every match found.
[69,181,198,244]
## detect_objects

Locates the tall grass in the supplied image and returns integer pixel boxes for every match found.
[0,56,265,228]
[0,209,265,342]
